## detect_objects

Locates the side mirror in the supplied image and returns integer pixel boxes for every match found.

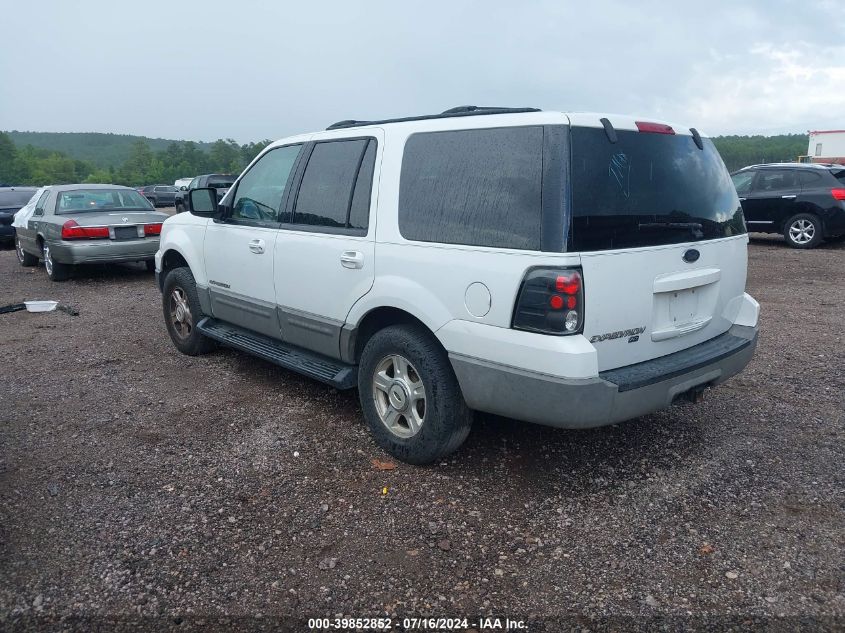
[188,188,219,218]
[180,186,188,191]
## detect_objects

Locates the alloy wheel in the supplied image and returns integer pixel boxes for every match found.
[789,219,816,245]
[372,354,427,439]
[169,287,193,339]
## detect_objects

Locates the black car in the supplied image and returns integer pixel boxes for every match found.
[175,174,235,213]
[0,187,38,242]
[139,184,178,207]
[731,163,845,248]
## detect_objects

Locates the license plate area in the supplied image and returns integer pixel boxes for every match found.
[113,226,139,241]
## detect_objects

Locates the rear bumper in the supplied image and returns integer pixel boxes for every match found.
[47,238,160,265]
[0,225,14,240]
[450,323,758,429]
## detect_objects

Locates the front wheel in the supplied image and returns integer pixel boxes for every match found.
[16,237,38,266]
[175,202,185,214]
[784,213,823,249]
[162,267,216,356]
[358,324,472,465]
[43,244,71,281]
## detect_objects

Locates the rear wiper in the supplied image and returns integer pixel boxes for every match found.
[638,221,704,237]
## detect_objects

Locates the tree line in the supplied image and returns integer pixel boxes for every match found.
[0,132,271,187]
[0,130,811,187]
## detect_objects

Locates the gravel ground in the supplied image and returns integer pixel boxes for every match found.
[0,234,843,632]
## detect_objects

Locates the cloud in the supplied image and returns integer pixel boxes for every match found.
[680,42,845,135]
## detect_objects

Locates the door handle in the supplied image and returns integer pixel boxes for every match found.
[781,194,797,200]
[738,197,746,201]
[248,238,265,254]
[340,250,364,269]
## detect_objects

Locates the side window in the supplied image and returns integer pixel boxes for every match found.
[291,138,374,233]
[730,171,755,195]
[798,171,823,187]
[230,145,301,224]
[815,143,822,157]
[188,178,199,190]
[34,191,50,215]
[398,126,543,250]
[754,169,798,192]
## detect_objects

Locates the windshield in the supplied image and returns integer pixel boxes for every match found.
[57,189,153,213]
[569,128,746,251]
[0,190,38,209]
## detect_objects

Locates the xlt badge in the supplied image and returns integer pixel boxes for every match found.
[589,326,646,343]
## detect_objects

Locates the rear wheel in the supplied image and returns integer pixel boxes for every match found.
[16,237,38,266]
[358,324,472,465]
[43,244,71,281]
[162,267,216,356]
[784,213,823,249]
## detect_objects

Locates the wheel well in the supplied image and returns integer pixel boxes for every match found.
[159,250,190,289]
[784,206,824,233]
[352,307,436,363]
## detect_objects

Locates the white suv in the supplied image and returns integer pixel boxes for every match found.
[155,106,759,464]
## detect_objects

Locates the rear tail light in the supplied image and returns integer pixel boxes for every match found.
[143,223,163,236]
[636,121,675,135]
[831,188,845,201]
[61,219,109,240]
[512,268,584,335]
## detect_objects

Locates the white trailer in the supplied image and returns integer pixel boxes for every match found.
[807,130,845,163]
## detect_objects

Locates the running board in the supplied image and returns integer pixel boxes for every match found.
[197,317,357,389]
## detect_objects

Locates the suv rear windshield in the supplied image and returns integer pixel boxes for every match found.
[208,178,235,189]
[0,190,37,209]
[569,127,745,251]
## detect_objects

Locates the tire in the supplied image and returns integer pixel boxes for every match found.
[16,236,38,266]
[175,202,185,214]
[162,267,216,356]
[147,197,157,207]
[42,243,71,281]
[145,260,156,272]
[784,213,823,249]
[358,324,472,465]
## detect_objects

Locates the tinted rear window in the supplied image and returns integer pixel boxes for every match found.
[569,128,745,251]
[833,169,845,185]
[0,190,37,208]
[399,127,543,250]
[208,178,235,188]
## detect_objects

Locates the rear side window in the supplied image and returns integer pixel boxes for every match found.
[570,127,745,251]
[292,138,375,233]
[754,170,799,191]
[399,127,543,250]
[830,169,845,185]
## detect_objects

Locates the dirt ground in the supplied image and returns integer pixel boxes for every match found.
[0,233,843,632]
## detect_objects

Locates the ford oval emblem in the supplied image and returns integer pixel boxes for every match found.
[683,249,700,263]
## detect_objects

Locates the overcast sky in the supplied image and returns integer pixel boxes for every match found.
[2,0,843,143]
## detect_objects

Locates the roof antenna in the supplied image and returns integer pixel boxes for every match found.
[600,118,617,143]
[690,128,704,150]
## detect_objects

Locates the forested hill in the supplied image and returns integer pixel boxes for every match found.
[711,134,808,172]
[4,131,214,169]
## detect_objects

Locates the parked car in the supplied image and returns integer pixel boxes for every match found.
[139,184,178,207]
[174,174,235,213]
[730,162,845,248]
[15,184,169,281]
[0,187,39,243]
[174,177,193,190]
[156,106,759,464]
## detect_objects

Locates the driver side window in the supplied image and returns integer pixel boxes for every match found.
[230,145,302,225]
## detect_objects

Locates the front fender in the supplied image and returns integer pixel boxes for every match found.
[157,215,210,286]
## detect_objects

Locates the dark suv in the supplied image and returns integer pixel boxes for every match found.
[174,174,235,214]
[731,163,845,248]
[139,185,178,207]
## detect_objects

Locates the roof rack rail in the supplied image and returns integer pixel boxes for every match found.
[326,105,541,130]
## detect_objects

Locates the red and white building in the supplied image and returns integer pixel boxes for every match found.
[808,130,845,164]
